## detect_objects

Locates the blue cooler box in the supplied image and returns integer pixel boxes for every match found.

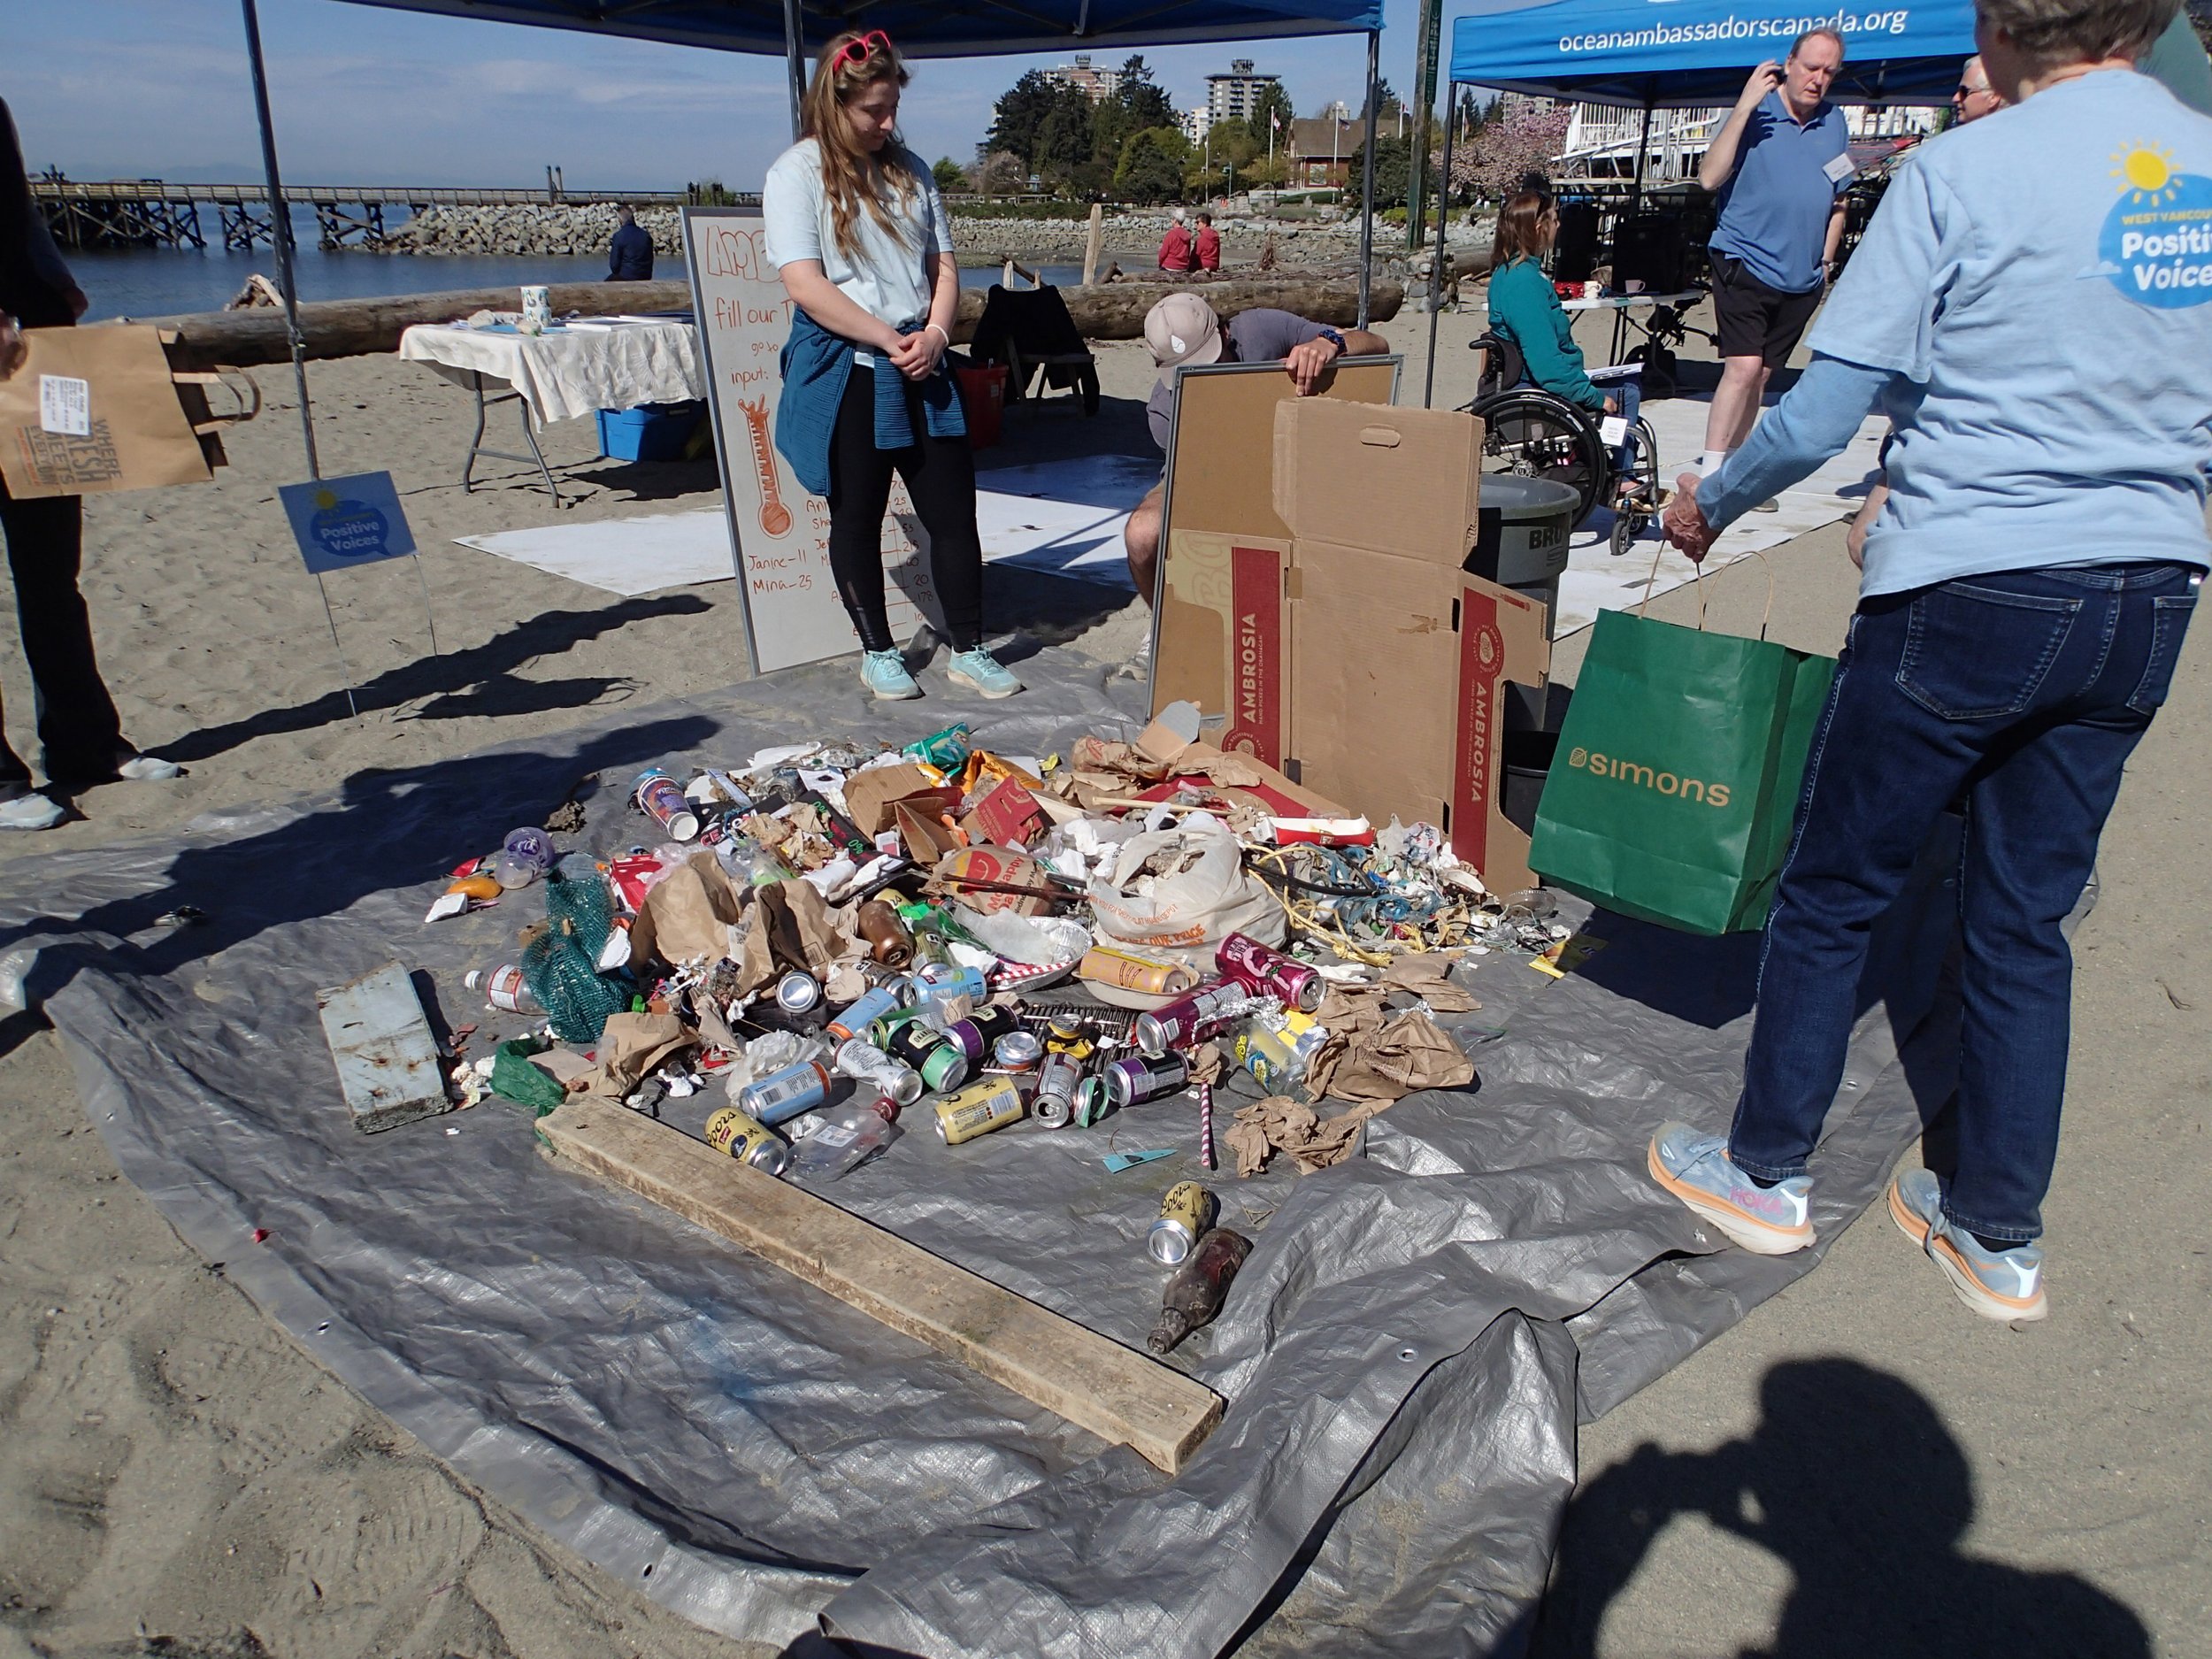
[595,401,703,462]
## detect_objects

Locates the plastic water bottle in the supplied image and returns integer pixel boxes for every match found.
[466,964,541,1015]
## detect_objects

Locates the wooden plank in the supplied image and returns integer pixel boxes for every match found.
[317,961,449,1134]
[539,1100,1223,1474]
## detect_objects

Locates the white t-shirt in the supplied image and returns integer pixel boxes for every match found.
[763,139,951,340]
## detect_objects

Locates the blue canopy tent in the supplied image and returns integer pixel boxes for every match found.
[1447,0,1978,108]
[1409,0,1976,399]
[235,0,1391,479]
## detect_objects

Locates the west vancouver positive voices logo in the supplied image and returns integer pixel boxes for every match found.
[2098,143,2212,308]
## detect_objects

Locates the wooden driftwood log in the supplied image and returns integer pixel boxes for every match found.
[139,277,1403,372]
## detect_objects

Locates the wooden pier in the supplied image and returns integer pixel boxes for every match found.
[29,178,703,252]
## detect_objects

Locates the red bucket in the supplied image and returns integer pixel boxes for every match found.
[956,364,1007,449]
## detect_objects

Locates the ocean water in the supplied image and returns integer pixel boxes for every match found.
[67,231,1085,323]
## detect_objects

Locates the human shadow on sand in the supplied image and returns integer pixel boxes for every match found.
[1534,1356,2149,1659]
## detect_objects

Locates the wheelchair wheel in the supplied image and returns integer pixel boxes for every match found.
[1477,392,1605,526]
[1607,417,1664,557]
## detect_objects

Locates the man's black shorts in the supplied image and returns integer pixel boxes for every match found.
[1709,250,1824,370]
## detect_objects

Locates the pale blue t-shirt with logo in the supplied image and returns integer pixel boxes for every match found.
[1814,69,2212,595]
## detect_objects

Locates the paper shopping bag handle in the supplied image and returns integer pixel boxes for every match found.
[1638,538,1775,641]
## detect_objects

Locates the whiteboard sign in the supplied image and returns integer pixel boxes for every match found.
[682,207,943,676]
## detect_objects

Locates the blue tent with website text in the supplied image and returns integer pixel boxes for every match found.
[1449,0,1978,106]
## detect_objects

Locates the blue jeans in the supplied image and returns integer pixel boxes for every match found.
[1729,561,2200,1240]
[1608,380,1641,478]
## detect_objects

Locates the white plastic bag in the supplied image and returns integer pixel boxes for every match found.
[1086,821,1284,972]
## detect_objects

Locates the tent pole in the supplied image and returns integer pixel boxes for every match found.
[1423,76,1457,409]
[241,0,364,718]
[783,0,806,141]
[1630,93,1653,215]
[1357,27,1379,329]
[239,0,318,484]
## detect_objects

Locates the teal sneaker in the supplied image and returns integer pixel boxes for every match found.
[1647,1122,1815,1256]
[947,647,1023,700]
[859,649,920,701]
[1888,1168,2047,1324]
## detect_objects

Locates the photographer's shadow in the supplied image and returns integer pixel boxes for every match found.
[1537,1357,2147,1658]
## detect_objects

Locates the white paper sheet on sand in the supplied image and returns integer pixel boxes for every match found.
[1555,391,1886,637]
[454,453,1155,597]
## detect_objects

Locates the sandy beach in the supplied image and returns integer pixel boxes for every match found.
[0,295,2205,1657]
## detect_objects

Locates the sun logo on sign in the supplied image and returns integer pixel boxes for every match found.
[2112,142,2181,204]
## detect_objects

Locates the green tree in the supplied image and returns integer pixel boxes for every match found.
[987,69,1060,165]
[1117,56,1177,130]
[1248,81,1296,151]
[1347,133,1411,209]
[932,157,969,192]
[1363,77,1402,121]
[1033,85,1095,186]
[1115,127,1191,204]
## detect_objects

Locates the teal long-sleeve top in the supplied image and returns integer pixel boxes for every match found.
[1486,256,1604,413]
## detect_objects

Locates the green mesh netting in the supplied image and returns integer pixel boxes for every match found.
[521,865,628,1043]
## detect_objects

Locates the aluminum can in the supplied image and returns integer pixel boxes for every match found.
[834,1036,925,1106]
[1134,979,1251,1056]
[914,963,989,1002]
[1103,1053,1191,1110]
[1148,1181,1219,1264]
[946,1005,1019,1064]
[826,987,902,1044]
[882,1018,971,1092]
[993,1029,1042,1071]
[1217,932,1325,1013]
[703,1106,789,1174]
[1072,1074,1110,1128]
[737,1059,831,1126]
[1079,945,1197,997]
[1032,1051,1081,1128]
[934,1077,1025,1144]
[633,767,700,841]
[775,971,824,1022]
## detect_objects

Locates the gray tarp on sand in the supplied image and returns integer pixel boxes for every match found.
[0,641,1958,1655]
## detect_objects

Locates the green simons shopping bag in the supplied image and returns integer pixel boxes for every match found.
[1530,605,1837,935]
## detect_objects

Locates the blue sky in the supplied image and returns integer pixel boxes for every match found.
[2,0,1429,188]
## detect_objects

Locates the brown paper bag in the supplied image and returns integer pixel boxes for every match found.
[0,325,227,497]
[628,854,745,971]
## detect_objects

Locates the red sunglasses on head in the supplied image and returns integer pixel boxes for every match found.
[833,29,895,70]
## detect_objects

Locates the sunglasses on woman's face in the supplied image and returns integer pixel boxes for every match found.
[834,29,895,70]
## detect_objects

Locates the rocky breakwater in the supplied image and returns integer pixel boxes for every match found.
[378,202,686,257]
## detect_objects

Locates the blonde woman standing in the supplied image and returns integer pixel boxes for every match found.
[764,29,1021,700]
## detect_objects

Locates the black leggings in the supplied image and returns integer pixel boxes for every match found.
[826,365,984,653]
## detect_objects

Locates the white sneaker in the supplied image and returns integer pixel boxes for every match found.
[0,784,64,832]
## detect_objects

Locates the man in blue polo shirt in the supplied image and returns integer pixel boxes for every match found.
[1697,29,1853,494]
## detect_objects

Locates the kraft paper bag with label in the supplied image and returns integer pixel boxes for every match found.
[1530,607,1837,936]
[0,325,219,498]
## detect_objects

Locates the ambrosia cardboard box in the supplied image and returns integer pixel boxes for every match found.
[1151,359,1399,768]
[1274,399,1548,893]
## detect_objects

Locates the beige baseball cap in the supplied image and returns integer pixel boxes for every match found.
[1145,292,1224,387]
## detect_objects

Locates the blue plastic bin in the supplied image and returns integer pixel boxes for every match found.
[595,401,703,463]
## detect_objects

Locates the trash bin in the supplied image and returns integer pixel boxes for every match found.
[1467,473,1578,639]
[1502,729,1559,835]
[956,364,1007,450]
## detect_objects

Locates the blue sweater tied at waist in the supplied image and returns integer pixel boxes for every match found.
[774,308,967,498]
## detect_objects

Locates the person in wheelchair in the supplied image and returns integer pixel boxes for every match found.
[1484,189,1659,513]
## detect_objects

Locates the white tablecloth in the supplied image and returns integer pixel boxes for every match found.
[398,319,706,426]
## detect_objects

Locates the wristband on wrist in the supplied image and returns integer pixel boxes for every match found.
[925,322,949,346]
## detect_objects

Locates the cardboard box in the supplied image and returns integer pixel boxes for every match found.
[842,763,947,837]
[1151,359,1399,760]
[1271,399,1550,894]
